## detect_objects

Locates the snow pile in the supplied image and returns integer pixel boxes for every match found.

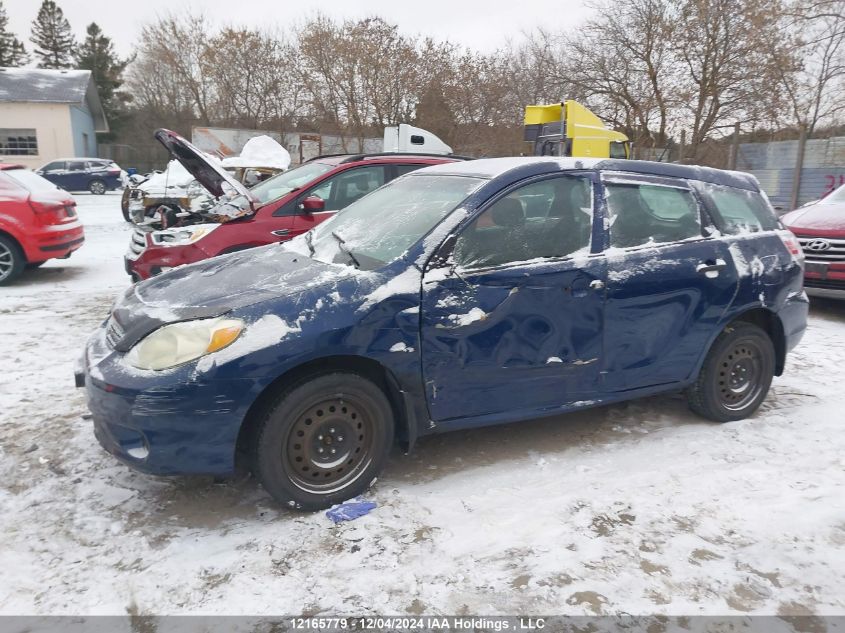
[221,135,291,171]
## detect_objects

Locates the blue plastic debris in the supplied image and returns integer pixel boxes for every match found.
[326,500,377,523]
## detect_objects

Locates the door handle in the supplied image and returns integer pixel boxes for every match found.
[696,259,727,276]
[271,229,290,237]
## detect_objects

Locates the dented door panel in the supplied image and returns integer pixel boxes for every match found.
[420,256,607,422]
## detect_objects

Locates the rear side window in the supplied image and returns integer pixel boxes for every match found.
[605,181,702,248]
[699,184,777,234]
[68,161,86,171]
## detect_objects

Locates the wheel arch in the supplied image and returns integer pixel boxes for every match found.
[235,354,416,469]
[696,307,787,379]
[0,228,25,259]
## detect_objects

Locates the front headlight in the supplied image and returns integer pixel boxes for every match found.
[126,317,244,370]
[151,223,219,247]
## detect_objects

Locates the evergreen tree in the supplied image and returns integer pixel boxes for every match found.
[0,1,29,66]
[30,0,74,69]
[75,22,132,138]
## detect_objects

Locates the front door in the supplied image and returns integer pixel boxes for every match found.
[420,173,606,422]
[600,174,740,391]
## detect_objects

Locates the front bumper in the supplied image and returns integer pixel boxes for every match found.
[125,239,209,281]
[77,325,255,475]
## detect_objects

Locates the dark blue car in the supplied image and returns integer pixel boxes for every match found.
[78,155,809,510]
[37,158,123,194]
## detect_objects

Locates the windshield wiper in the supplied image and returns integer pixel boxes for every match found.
[305,230,315,256]
[331,230,360,269]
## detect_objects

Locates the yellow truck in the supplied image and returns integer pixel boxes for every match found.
[524,100,631,159]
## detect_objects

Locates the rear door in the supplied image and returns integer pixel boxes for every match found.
[600,173,739,392]
[64,160,88,191]
[420,172,606,422]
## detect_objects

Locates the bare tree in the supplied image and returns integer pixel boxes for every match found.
[770,0,845,133]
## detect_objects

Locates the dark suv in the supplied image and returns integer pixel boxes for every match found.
[78,157,808,510]
[36,158,123,194]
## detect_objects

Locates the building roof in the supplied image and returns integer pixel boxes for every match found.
[0,67,109,133]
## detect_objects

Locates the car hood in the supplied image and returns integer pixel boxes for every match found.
[108,245,366,352]
[782,201,845,234]
[154,129,254,202]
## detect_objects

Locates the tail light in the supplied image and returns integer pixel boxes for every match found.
[778,229,804,265]
[29,198,75,225]
[107,169,120,176]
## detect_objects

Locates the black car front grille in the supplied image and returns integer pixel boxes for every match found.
[804,278,845,291]
[796,236,845,263]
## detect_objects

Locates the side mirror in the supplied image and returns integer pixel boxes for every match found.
[300,195,325,214]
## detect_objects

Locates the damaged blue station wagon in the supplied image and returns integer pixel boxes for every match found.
[77,157,809,510]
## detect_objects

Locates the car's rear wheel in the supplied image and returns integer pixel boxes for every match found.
[0,235,25,285]
[89,179,106,195]
[254,372,394,511]
[687,322,775,422]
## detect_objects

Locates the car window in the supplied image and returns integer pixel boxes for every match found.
[67,161,86,171]
[250,162,334,203]
[42,161,65,171]
[453,175,593,269]
[699,184,778,234]
[308,174,484,270]
[395,164,427,177]
[309,166,388,212]
[605,181,702,248]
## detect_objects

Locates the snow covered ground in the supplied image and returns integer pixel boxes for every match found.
[1,192,844,616]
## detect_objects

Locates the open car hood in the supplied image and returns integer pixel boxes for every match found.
[154,129,255,203]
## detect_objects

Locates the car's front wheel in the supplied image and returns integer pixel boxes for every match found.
[88,179,106,195]
[687,322,775,422]
[254,372,395,510]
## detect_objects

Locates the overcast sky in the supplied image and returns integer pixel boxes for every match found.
[4,0,593,56]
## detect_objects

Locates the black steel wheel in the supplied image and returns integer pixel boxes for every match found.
[0,235,24,285]
[254,372,394,510]
[688,322,775,422]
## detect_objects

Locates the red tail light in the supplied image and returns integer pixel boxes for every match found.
[778,229,804,264]
[107,169,120,176]
[29,198,73,225]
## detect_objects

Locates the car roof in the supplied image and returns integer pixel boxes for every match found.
[45,157,112,162]
[310,153,461,167]
[412,156,761,191]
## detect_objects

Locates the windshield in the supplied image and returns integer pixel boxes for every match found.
[308,174,484,271]
[822,183,845,204]
[250,162,334,204]
[5,169,60,192]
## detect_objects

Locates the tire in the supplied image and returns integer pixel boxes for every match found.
[25,261,47,269]
[121,188,131,222]
[687,322,775,422]
[254,372,395,511]
[88,179,106,195]
[0,235,25,285]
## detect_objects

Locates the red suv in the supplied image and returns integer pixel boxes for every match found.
[126,130,462,281]
[782,183,845,299]
[0,164,84,285]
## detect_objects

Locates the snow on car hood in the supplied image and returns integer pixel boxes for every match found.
[108,245,367,352]
[137,160,196,195]
[221,135,291,171]
[782,201,845,232]
[154,128,255,202]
